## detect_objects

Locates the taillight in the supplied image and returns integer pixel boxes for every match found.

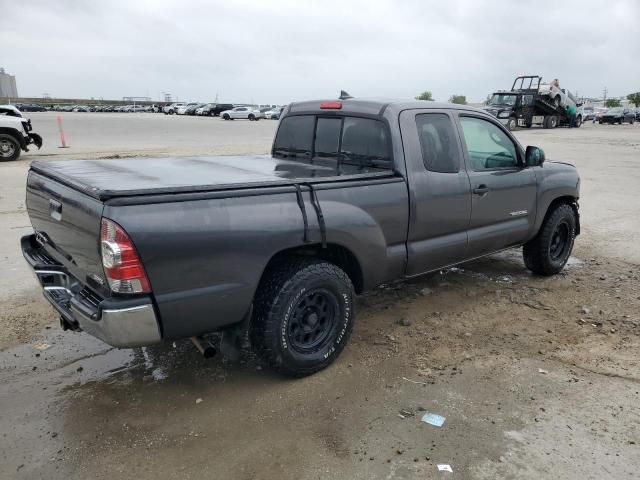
[100,218,150,294]
[320,101,342,110]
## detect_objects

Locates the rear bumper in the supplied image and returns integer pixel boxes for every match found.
[21,234,161,348]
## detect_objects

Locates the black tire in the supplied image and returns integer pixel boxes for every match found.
[553,96,561,108]
[548,115,558,128]
[169,110,175,115]
[251,258,355,377]
[575,115,582,128]
[523,203,577,276]
[0,133,21,162]
[223,114,230,120]
[619,117,623,125]
[506,117,517,131]
[248,114,255,121]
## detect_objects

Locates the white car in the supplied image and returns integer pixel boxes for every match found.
[0,104,23,117]
[163,102,186,115]
[0,113,42,161]
[176,103,200,115]
[220,106,263,121]
[264,107,282,120]
[538,83,577,109]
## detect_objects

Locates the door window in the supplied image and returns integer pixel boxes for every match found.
[459,117,519,170]
[415,113,460,173]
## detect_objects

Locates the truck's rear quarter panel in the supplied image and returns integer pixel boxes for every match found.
[106,178,408,340]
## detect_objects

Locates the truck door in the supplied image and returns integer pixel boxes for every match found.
[455,114,537,258]
[399,109,472,275]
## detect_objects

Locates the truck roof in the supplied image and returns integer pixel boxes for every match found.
[287,98,488,117]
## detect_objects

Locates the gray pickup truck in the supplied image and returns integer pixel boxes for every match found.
[21,97,580,376]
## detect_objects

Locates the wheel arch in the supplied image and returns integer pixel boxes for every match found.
[257,243,364,295]
[540,195,580,236]
[0,127,27,150]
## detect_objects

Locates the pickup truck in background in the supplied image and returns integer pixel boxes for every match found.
[21,96,580,377]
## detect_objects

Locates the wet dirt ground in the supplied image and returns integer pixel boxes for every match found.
[0,114,638,479]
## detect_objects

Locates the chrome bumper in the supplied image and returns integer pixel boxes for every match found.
[70,302,160,347]
[22,235,161,348]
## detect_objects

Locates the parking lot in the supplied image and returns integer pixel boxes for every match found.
[1,113,638,479]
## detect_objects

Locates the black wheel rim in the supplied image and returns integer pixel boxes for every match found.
[288,289,338,353]
[549,221,570,261]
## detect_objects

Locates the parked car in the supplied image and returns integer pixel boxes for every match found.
[21,97,581,377]
[185,103,205,115]
[578,105,594,121]
[163,103,186,115]
[0,112,42,161]
[220,106,263,120]
[634,108,640,121]
[72,105,91,112]
[18,103,47,112]
[600,107,635,124]
[207,103,234,117]
[176,103,200,115]
[264,107,283,120]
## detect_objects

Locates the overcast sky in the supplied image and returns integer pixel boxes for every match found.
[2,0,638,104]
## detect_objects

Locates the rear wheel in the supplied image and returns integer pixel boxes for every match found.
[251,258,355,377]
[553,96,561,108]
[575,115,582,128]
[523,204,577,276]
[248,114,255,121]
[0,134,21,162]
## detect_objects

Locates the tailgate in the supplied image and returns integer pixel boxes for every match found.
[26,170,108,296]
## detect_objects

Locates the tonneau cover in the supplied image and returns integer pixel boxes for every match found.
[30,155,393,201]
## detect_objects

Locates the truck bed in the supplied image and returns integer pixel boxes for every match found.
[30,155,394,201]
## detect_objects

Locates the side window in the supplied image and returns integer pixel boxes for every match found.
[415,113,460,173]
[459,117,519,170]
[341,117,391,169]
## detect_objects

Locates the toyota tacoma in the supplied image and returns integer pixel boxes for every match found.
[21,95,580,376]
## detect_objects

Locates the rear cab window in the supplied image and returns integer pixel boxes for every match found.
[273,115,392,174]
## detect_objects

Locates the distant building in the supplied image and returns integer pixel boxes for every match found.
[0,67,18,98]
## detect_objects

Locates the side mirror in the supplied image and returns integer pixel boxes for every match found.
[525,146,545,167]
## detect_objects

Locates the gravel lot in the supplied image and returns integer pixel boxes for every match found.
[0,112,638,479]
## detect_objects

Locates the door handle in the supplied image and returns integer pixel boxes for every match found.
[473,185,489,195]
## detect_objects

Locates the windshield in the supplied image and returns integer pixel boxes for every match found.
[606,108,622,114]
[488,94,517,107]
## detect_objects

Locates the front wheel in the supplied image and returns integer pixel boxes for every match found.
[251,258,355,377]
[506,118,517,131]
[248,114,255,121]
[0,134,21,162]
[523,204,577,276]
[222,114,230,120]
